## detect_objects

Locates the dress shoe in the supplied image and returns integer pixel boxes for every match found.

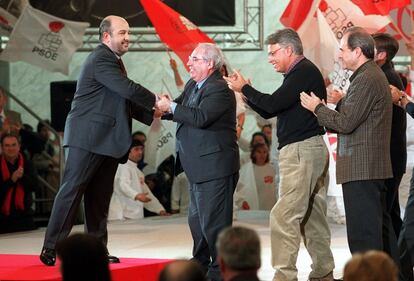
[308,271,334,281]
[107,254,120,263]
[40,247,56,266]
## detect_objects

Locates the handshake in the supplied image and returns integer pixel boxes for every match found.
[153,95,173,118]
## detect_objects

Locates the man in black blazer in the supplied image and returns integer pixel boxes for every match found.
[158,43,240,281]
[40,15,157,266]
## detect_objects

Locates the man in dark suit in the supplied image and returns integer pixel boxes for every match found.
[158,43,240,281]
[40,15,157,266]
[373,33,406,240]
[301,27,397,264]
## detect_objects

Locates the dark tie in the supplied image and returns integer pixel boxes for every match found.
[187,84,199,106]
[118,58,127,76]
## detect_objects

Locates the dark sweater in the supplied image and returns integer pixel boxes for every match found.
[242,58,326,149]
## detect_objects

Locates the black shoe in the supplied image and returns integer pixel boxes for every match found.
[107,254,120,263]
[40,247,56,266]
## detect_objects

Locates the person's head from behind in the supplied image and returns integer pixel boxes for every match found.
[372,32,399,66]
[216,226,261,280]
[187,43,224,83]
[339,26,374,72]
[128,140,145,163]
[250,132,270,148]
[1,133,21,163]
[56,233,111,281]
[159,259,206,281]
[132,131,147,144]
[99,15,130,56]
[251,143,270,166]
[265,28,303,74]
[343,250,397,281]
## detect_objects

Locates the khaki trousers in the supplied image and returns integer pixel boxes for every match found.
[271,135,334,281]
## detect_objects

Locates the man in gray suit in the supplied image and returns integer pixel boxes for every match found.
[301,27,397,263]
[158,43,240,281]
[40,15,157,266]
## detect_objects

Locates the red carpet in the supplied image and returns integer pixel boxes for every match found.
[0,254,171,281]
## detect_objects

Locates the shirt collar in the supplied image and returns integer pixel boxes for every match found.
[284,55,305,76]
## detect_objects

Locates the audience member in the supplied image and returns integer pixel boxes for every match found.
[216,226,261,281]
[343,250,398,281]
[170,172,189,214]
[159,260,206,281]
[56,233,111,281]
[0,133,38,233]
[108,140,169,220]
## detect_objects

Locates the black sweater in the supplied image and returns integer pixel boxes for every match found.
[242,58,326,149]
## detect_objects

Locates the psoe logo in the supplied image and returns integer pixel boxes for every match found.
[32,21,64,61]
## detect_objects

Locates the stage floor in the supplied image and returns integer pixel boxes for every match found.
[0,211,350,281]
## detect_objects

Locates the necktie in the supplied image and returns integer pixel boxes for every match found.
[118,58,127,76]
[187,85,199,107]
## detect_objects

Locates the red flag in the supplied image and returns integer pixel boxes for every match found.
[280,0,315,30]
[350,0,410,15]
[140,0,214,71]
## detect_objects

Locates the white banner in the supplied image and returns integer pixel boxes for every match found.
[0,3,89,75]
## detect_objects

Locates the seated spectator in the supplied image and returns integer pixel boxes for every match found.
[216,226,261,281]
[170,171,189,214]
[0,133,38,233]
[56,233,111,281]
[240,132,270,166]
[234,142,277,211]
[159,260,206,281]
[343,250,397,281]
[108,140,169,220]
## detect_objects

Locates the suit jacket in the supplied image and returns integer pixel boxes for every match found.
[63,44,156,159]
[315,60,393,184]
[382,62,407,177]
[172,70,240,183]
[407,102,414,119]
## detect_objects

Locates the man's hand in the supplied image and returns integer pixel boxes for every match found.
[135,192,151,203]
[159,210,171,216]
[11,167,24,183]
[300,91,324,113]
[223,70,248,92]
[169,58,178,71]
[157,95,172,113]
[390,85,403,105]
[327,89,344,105]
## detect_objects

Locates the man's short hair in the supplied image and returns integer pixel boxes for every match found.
[216,226,261,271]
[197,43,225,71]
[345,27,375,59]
[99,18,112,42]
[265,28,303,55]
[372,33,399,63]
[159,260,206,281]
[1,133,20,145]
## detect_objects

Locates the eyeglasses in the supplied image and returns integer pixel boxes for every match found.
[268,47,283,57]
[188,56,207,62]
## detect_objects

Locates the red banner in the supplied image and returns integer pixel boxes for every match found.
[140,0,214,71]
[351,0,410,15]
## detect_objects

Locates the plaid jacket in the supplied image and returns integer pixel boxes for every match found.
[315,60,393,184]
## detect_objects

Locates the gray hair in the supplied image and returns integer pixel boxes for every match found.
[197,43,224,71]
[216,226,261,271]
[265,28,303,55]
[344,26,375,59]
[99,18,112,42]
